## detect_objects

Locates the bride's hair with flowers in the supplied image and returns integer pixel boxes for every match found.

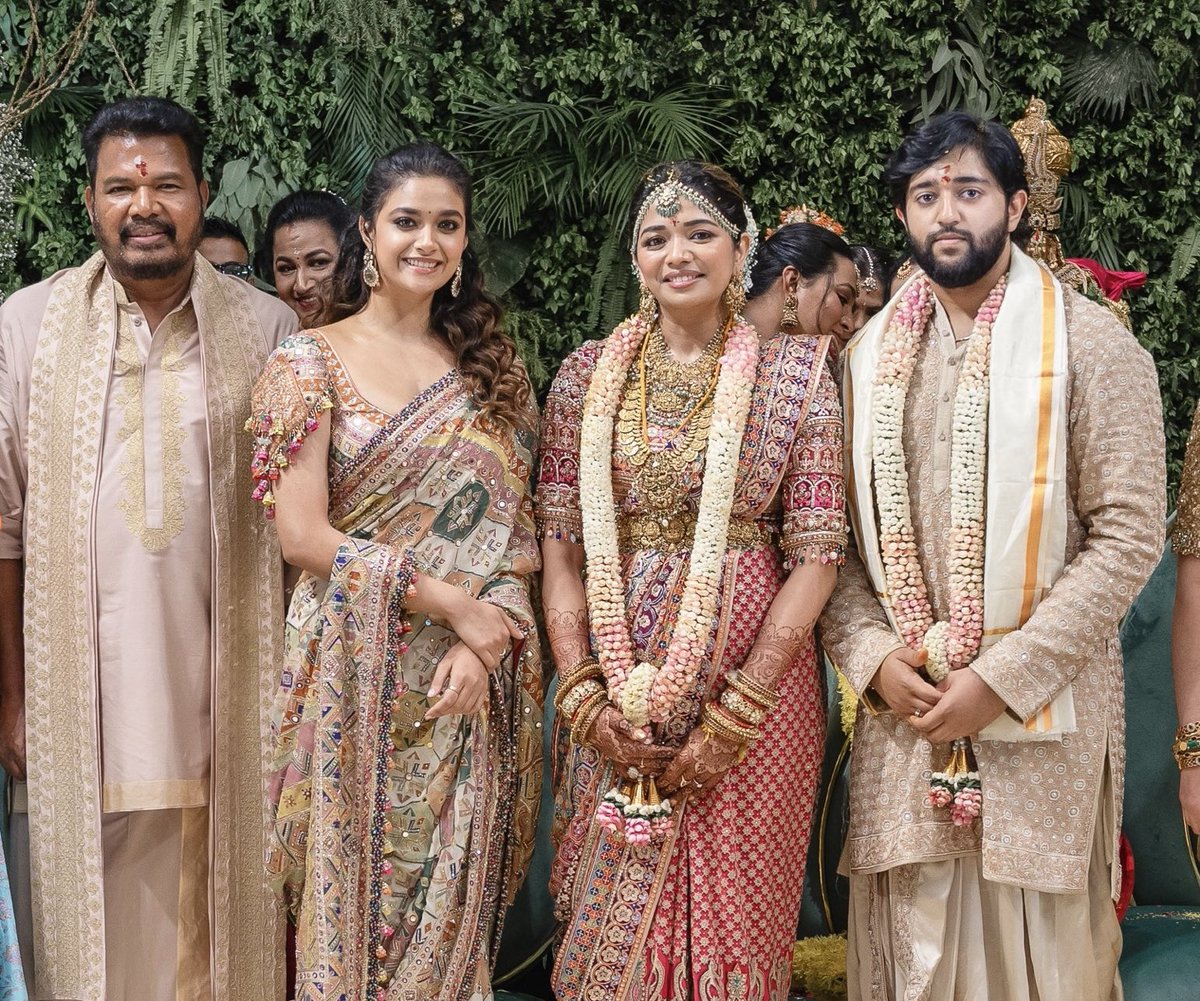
[333,141,533,429]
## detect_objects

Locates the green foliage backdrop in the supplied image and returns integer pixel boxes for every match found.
[3,0,1197,485]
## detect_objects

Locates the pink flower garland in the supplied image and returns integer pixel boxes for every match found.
[579,313,759,729]
[872,275,1007,680]
[873,274,1006,828]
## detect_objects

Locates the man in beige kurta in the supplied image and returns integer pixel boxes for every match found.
[0,97,295,1000]
[822,112,1165,1000]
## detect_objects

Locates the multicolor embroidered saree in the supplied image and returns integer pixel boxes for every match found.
[537,331,847,1001]
[251,333,543,1001]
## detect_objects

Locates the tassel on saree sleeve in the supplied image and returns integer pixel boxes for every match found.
[245,333,334,518]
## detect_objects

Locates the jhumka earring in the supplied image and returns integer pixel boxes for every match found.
[781,290,799,329]
[363,248,380,288]
[638,280,658,323]
[723,279,746,317]
[450,261,463,297]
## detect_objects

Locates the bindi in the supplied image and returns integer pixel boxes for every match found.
[134,156,148,177]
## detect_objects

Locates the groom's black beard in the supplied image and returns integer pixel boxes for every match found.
[908,217,1009,289]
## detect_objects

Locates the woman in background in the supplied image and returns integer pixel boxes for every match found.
[257,189,353,327]
[742,221,858,349]
[849,243,895,331]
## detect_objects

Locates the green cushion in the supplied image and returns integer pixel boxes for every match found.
[1120,541,1200,906]
[796,659,851,937]
[1119,906,1200,1000]
[495,675,559,985]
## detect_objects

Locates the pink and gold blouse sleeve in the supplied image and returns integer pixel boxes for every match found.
[246,333,334,518]
[535,342,600,543]
[780,362,847,570]
[1177,402,1200,558]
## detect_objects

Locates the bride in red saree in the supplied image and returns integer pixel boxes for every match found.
[538,162,848,1001]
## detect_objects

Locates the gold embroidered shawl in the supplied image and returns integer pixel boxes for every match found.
[23,252,285,1000]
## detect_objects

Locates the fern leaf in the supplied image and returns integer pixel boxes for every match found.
[1170,225,1200,286]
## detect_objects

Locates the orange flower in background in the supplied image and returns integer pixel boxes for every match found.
[776,204,846,237]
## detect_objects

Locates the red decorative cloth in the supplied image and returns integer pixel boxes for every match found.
[1066,258,1147,300]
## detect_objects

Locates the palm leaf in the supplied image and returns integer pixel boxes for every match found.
[1061,36,1159,122]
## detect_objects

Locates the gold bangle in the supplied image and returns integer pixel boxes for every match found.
[570,691,609,747]
[719,687,768,727]
[561,656,602,684]
[700,702,759,745]
[725,670,780,711]
[555,657,602,699]
[553,667,603,712]
[558,679,605,722]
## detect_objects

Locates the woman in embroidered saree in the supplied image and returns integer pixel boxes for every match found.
[538,162,848,1001]
[251,143,542,1001]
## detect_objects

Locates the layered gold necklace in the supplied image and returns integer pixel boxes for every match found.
[616,319,729,511]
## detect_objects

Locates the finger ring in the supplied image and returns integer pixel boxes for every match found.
[446,684,459,693]
[914,708,923,718]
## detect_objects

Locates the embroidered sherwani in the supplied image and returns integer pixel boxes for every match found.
[1177,403,1200,558]
[0,253,296,1001]
[822,282,1165,1000]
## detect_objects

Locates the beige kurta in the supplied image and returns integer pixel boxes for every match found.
[0,256,297,1000]
[821,284,1165,997]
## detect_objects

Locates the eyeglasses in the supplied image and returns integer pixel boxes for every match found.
[214,261,255,281]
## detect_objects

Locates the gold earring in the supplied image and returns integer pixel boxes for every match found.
[638,280,658,323]
[363,248,380,288]
[723,279,746,317]
[450,261,463,297]
[781,291,799,329]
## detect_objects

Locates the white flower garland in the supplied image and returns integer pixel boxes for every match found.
[580,313,759,729]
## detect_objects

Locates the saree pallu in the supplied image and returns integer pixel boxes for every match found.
[537,332,847,1001]
[252,333,543,1001]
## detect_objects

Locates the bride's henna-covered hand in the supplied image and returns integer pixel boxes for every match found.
[657,726,744,798]
[582,706,675,776]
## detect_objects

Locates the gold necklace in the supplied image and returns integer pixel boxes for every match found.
[641,323,724,427]
[615,318,730,512]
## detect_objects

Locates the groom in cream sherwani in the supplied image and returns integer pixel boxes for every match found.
[821,110,1165,1000]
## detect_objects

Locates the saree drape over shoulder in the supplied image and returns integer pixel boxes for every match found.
[537,331,846,1001]
[251,333,543,1001]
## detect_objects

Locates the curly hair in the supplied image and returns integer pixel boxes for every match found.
[332,141,534,430]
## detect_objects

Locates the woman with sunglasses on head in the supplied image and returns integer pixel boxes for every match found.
[538,161,846,1001]
[250,142,542,1000]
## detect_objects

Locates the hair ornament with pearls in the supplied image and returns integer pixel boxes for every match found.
[629,164,759,291]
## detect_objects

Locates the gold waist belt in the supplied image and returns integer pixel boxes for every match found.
[617,513,776,553]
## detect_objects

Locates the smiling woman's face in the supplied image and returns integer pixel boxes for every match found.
[364,175,467,302]
[272,219,339,327]
[634,197,742,320]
